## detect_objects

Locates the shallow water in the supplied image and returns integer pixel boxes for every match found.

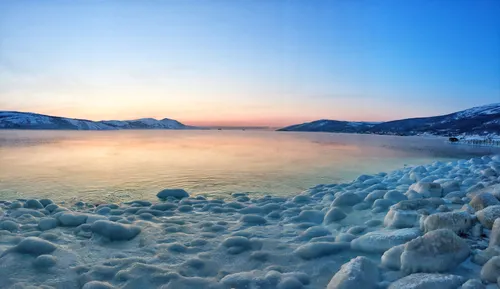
[0,130,498,202]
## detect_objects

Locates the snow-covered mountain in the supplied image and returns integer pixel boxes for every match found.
[278,103,500,137]
[0,111,187,130]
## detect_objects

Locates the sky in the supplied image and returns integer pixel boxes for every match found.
[1,0,499,127]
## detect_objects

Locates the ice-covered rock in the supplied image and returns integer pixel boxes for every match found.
[364,190,387,203]
[476,205,500,229]
[489,218,500,247]
[400,229,470,273]
[351,228,421,253]
[156,188,189,199]
[294,242,350,260]
[0,220,19,232]
[384,208,420,228]
[423,211,473,234]
[9,208,45,218]
[388,273,466,289]
[470,193,500,211]
[332,192,362,207]
[381,244,404,270]
[409,182,443,198]
[33,254,57,269]
[442,181,461,195]
[240,214,267,225]
[326,256,379,289]
[384,191,407,202]
[294,210,325,224]
[8,237,57,256]
[90,220,141,241]
[24,199,44,209]
[460,279,485,289]
[38,217,58,231]
[481,256,500,283]
[82,281,116,289]
[39,199,53,207]
[57,213,88,226]
[324,207,346,224]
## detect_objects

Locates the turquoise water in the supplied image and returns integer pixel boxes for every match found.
[0,130,498,203]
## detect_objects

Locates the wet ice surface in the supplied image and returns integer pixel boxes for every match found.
[1,156,500,288]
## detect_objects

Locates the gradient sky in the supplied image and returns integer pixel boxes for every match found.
[1,0,499,126]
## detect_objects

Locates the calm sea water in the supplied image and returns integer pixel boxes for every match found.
[0,130,498,203]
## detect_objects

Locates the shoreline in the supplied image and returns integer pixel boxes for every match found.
[1,156,500,288]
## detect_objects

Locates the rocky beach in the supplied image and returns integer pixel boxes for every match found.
[1,156,500,288]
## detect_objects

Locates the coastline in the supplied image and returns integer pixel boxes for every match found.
[0,156,500,288]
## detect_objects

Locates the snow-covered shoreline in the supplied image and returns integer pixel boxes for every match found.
[1,156,500,288]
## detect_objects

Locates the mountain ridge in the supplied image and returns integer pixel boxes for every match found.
[277,103,500,137]
[0,111,188,130]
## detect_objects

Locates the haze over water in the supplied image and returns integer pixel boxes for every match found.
[0,130,498,203]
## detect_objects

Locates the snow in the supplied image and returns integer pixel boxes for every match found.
[1,155,500,287]
[0,111,186,130]
[454,103,500,119]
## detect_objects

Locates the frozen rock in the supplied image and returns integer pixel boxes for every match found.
[460,279,485,289]
[405,190,423,200]
[33,254,57,268]
[365,219,383,227]
[381,244,404,270]
[364,190,387,203]
[24,199,44,209]
[351,228,421,253]
[57,213,88,226]
[150,203,177,211]
[240,214,267,225]
[409,182,443,198]
[324,207,346,224]
[326,256,379,289]
[423,211,473,234]
[90,220,141,241]
[445,191,467,199]
[82,281,116,289]
[10,237,57,256]
[293,194,311,203]
[332,192,362,207]
[353,203,371,210]
[373,199,395,209]
[470,193,500,211]
[442,181,461,195]
[44,203,58,212]
[9,208,45,218]
[39,199,53,207]
[0,220,19,232]
[294,210,325,224]
[388,273,465,289]
[336,233,357,242]
[294,242,350,260]
[401,229,470,273]
[38,217,58,231]
[476,205,500,229]
[300,226,330,240]
[384,208,420,228]
[384,191,407,202]
[156,188,189,199]
[481,256,500,283]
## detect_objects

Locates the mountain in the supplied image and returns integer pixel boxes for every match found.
[0,111,187,130]
[278,103,500,137]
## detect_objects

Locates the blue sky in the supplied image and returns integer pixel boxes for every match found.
[1,0,499,126]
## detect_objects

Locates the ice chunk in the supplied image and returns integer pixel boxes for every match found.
[157,188,189,199]
[326,256,379,289]
[90,220,141,241]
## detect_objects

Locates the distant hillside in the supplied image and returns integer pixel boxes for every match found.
[0,111,188,130]
[278,103,500,137]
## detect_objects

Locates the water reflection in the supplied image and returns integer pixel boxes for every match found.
[0,130,498,203]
